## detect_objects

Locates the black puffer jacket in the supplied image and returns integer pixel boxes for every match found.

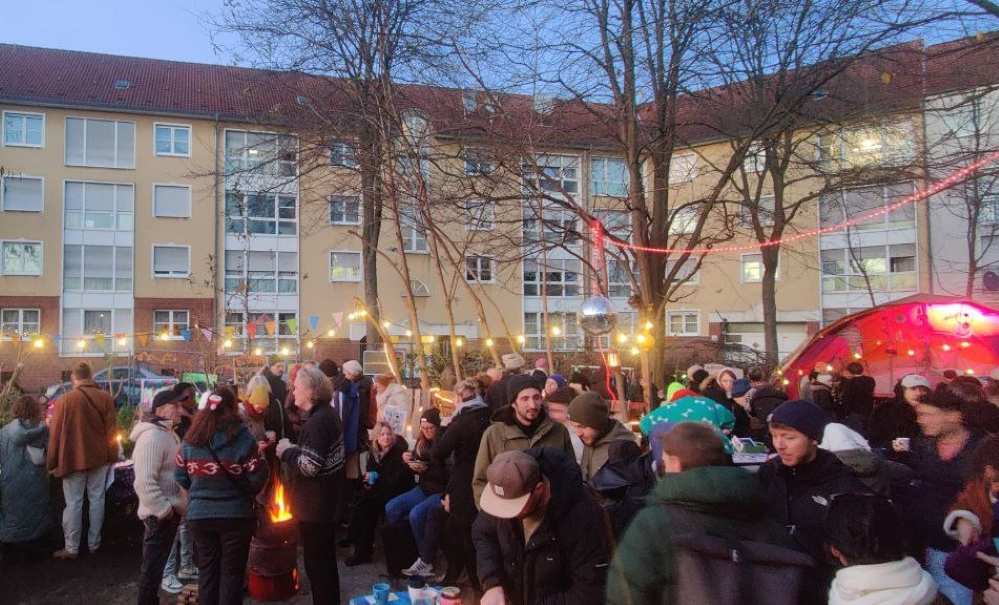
[412,432,448,495]
[280,403,345,523]
[590,444,656,538]
[473,447,611,605]
[748,386,788,443]
[366,434,415,503]
[431,399,491,524]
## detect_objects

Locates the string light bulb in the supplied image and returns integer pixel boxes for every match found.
[635,333,647,345]
[485,338,494,347]
[644,320,654,331]
[327,329,335,337]
[825,364,834,372]
[405,329,413,337]
[223,339,232,348]
[966,368,975,375]
[306,341,314,349]
[77,339,86,350]
[616,333,629,345]
[455,338,464,348]
[629,346,640,356]
[382,320,391,329]
[942,343,952,352]
[117,336,127,347]
[159,332,170,341]
[280,346,289,356]
[32,338,44,349]
[607,352,620,368]
[907,349,916,357]
[550,326,562,336]
[961,341,971,349]
[516,335,526,344]
[254,347,263,356]
[852,352,862,360]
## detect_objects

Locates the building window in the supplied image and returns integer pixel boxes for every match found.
[941,97,979,140]
[1,308,40,338]
[667,257,700,285]
[524,312,581,352]
[65,117,135,168]
[84,310,113,336]
[591,157,628,197]
[3,111,44,147]
[596,311,636,350]
[522,204,580,245]
[669,205,699,235]
[742,253,764,283]
[1,241,42,276]
[465,199,495,231]
[154,124,191,157]
[152,245,191,278]
[743,144,766,173]
[330,195,361,225]
[405,280,431,298]
[60,308,131,354]
[224,130,297,177]
[667,311,700,336]
[465,255,494,282]
[224,311,298,353]
[818,120,915,169]
[153,184,192,218]
[330,140,358,168]
[400,204,428,253]
[525,155,579,195]
[669,154,698,183]
[65,181,134,231]
[740,195,775,227]
[225,192,297,236]
[607,258,637,298]
[63,244,132,291]
[523,258,581,296]
[1,175,43,212]
[593,210,631,242]
[225,251,297,293]
[820,183,914,231]
[153,310,189,339]
[821,244,916,293]
[464,149,495,176]
[329,251,362,282]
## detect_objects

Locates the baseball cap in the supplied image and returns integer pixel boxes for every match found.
[901,374,930,389]
[151,388,182,412]
[480,450,541,519]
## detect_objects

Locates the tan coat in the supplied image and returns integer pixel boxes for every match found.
[472,406,575,507]
[47,381,118,478]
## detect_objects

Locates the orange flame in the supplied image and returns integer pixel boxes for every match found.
[269,479,293,523]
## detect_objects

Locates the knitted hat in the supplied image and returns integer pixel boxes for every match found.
[508,374,541,404]
[568,392,610,430]
[665,381,685,401]
[502,353,526,371]
[545,386,577,405]
[420,407,442,427]
[548,374,567,388]
[731,378,752,398]
[901,374,930,389]
[769,399,828,442]
[669,388,697,402]
[150,388,182,412]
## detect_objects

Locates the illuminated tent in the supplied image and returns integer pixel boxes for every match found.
[781,295,999,397]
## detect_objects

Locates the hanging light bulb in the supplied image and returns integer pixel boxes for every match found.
[629,346,640,356]
[782,378,790,386]
[907,349,916,357]
[280,346,289,356]
[550,326,562,336]
[117,336,127,347]
[327,328,335,337]
[961,341,971,349]
[382,320,391,329]
[825,364,834,372]
[254,347,263,356]
[455,338,464,348]
[966,368,975,375]
[852,352,862,360]
[644,320,654,331]
[223,339,233,348]
[485,338,495,347]
[405,329,413,338]
[942,343,952,352]
[77,339,87,350]
[306,341,314,349]
[516,334,526,344]
[616,333,629,345]
[635,333,647,345]
[32,338,44,349]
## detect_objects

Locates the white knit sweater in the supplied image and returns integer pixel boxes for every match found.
[131,421,184,520]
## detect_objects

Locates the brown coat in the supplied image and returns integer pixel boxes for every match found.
[47,381,118,478]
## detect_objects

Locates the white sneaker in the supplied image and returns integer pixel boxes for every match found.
[178,565,199,580]
[402,558,434,577]
[161,575,184,594]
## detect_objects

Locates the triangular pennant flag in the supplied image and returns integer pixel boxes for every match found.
[225,326,235,338]
[201,328,213,341]
[287,318,298,334]
[308,315,320,332]
[94,333,105,347]
[137,333,149,347]
[332,312,344,328]
[264,321,276,336]
[180,329,192,342]
[247,322,258,338]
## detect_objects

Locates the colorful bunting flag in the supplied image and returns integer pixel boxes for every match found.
[308,315,320,332]
[180,329,192,341]
[287,318,298,334]
[247,322,258,338]
[94,333,105,348]
[264,321,276,336]
[201,328,213,341]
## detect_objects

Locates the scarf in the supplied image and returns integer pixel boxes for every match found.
[828,557,938,605]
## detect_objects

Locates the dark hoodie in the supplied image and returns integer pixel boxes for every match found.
[472,447,611,605]
[704,384,750,437]
[607,465,799,605]
[590,442,656,538]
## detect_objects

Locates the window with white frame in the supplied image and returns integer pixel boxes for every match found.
[591,157,628,197]
[593,209,631,242]
[154,124,191,157]
[225,192,297,235]
[667,311,700,336]
[464,149,495,176]
[522,204,580,245]
[667,257,700,285]
[1,241,42,275]
[65,181,134,230]
[224,311,297,352]
[400,204,428,253]
[596,311,637,350]
[821,244,916,293]
[60,308,131,354]
[152,245,190,278]
[330,140,358,168]
[465,255,494,282]
[63,244,132,291]
[3,112,44,147]
[1,175,43,211]
[820,183,913,231]
[405,280,431,297]
[524,311,581,352]
[607,258,637,298]
[742,253,777,283]
[818,120,915,168]
[330,195,361,225]
[153,310,189,339]
[740,194,775,227]
[941,97,979,140]
[465,199,495,230]
[1,308,40,338]
[523,258,581,296]
[669,154,698,183]
[524,155,579,195]
[65,117,135,168]
[153,184,192,218]
[224,130,297,177]
[743,144,766,173]
[329,251,362,282]
[669,205,699,235]
[224,250,298,293]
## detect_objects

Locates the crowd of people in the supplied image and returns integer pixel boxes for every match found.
[5,352,999,605]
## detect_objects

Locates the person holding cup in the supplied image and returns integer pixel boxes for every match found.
[345,421,414,566]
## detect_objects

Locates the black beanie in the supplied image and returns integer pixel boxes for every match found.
[508,374,542,404]
[769,399,828,442]
[421,407,442,427]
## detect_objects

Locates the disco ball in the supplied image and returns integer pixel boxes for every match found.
[579,295,617,336]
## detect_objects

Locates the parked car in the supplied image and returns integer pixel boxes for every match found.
[44,364,178,407]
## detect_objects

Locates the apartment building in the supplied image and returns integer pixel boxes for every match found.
[1,36,997,391]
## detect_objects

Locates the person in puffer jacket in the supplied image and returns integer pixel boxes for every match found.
[825,493,943,605]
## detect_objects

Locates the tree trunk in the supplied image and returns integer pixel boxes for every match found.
[360,127,384,346]
[761,247,781,368]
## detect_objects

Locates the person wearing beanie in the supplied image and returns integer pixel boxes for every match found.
[758,399,867,605]
[472,371,574,507]
[545,386,584,464]
[568,392,639,482]
[544,373,568,398]
[484,353,527,413]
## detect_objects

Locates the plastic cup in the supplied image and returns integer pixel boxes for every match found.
[367,471,379,485]
[372,582,390,605]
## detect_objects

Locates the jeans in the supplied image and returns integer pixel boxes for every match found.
[300,521,340,605]
[188,518,254,605]
[137,515,180,605]
[384,487,441,550]
[163,519,194,578]
[61,464,110,554]
[926,547,972,605]
[418,500,446,563]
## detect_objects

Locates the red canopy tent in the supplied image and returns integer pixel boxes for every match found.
[780,294,999,398]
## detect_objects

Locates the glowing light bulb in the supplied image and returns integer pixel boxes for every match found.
[405,330,413,337]
[117,337,127,347]
[776,369,783,375]
[306,341,314,349]
[347,312,356,321]
[644,320,654,331]
[825,364,834,372]
[382,320,391,329]
[635,333,647,345]
[550,326,562,336]
[966,368,975,375]
[961,341,971,349]
[607,352,620,368]
[516,335,526,344]
[616,333,629,345]
[280,346,289,356]
[327,329,335,337]
[159,332,170,341]
[782,378,790,386]
[359,310,368,317]
[485,338,495,347]
[942,344,952,352]
[455,338,464,348]
[254,347,263,356]
[852,352,862,360]
[32,338,44,349]
[907,349,915,357]
[223,339,233,348]
[629,346,640,356]
[77,339,86,350]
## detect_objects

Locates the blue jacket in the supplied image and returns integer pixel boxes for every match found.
[175,425,268,521]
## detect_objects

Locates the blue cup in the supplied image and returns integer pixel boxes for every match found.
[372,582,390,605]
[367,471,379,486]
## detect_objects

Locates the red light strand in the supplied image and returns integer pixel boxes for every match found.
[601,150,999,256]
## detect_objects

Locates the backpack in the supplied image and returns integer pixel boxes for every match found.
[664,504,814,605]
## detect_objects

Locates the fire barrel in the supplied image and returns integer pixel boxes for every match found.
[248,479,300,601]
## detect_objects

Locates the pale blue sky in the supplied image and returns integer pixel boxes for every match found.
[4,0,232,64]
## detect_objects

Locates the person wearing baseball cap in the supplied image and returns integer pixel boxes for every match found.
[567,392,639,482]
[758,400,866,604]
[472,374,574,508]
[474,449,610,605]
